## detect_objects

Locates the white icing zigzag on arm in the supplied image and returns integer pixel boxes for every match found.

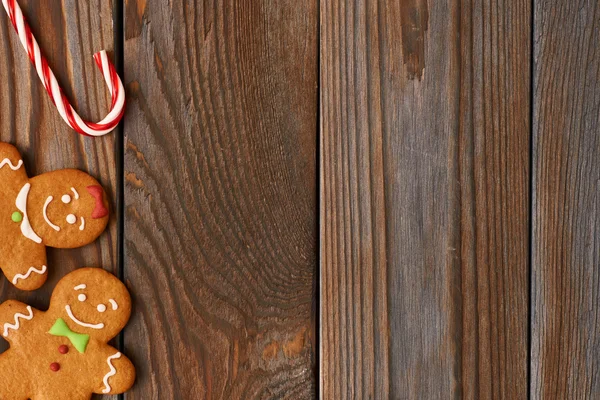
[102,352,122,393]
[0,158,23,171]
[3,306,33,337]
[12,265,47,284]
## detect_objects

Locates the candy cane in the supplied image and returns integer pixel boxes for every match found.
[1,0,124,136]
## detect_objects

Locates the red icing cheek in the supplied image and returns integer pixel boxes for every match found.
[86,185,109,219]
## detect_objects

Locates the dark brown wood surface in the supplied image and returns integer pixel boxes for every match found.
[321,0,530,398]
[0,1,117,399]
[122,1,318,399]
[0,0,598,399]
[531,0,600,398]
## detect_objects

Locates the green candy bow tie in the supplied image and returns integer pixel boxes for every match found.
[48,318,90,353]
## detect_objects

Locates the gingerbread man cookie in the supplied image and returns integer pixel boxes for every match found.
[0,142,109,290]
[0,268,135,399]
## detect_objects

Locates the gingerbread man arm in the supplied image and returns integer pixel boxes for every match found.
[92,346,136,395]
[0,300,36,344]
[0,237,47,291]
[0,143,27,183]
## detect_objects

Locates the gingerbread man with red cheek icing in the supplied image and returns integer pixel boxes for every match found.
[0,268,135,399]
[0,142,109,291]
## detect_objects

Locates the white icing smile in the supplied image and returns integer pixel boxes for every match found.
[16,183,42,244]
[43,196,60,231]
[65,305,104,329]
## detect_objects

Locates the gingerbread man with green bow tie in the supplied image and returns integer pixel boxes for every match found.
[0,268,135,399]
[0,142,110,291]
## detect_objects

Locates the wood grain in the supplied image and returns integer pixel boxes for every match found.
[320,0,530,398]
[123,1,318,398]
[0,1,118,399]
[531,0,600,398]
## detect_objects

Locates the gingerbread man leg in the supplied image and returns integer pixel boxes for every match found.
[0,373,30,400]
[0,237,48,291]
[0,358,30,400]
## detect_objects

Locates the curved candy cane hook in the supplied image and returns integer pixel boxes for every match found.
[1,0,125,137]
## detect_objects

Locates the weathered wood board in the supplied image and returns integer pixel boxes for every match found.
[321,0,531,398]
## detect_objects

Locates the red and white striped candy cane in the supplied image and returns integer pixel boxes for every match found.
[1,0,125,136]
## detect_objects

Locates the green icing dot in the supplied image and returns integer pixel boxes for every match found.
[11,211,22,223]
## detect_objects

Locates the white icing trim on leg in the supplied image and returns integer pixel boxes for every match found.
[12,265,47,284]
[0,158,23,170]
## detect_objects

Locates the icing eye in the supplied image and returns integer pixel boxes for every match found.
[109,299,118,310]
[97,304,107,313]
[61,194,71,204]
[78,294,87,302]
[66,214,77,224]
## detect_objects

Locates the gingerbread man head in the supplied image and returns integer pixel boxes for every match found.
[26,170,109,249]
[49,268,131,343]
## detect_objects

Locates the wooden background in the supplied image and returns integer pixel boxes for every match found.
[0,0,597,399]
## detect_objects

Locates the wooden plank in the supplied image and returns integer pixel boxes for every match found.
[0,1,118,399]
[320,0,530,398]
[531,1,600,398]
[123,1,318,398]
